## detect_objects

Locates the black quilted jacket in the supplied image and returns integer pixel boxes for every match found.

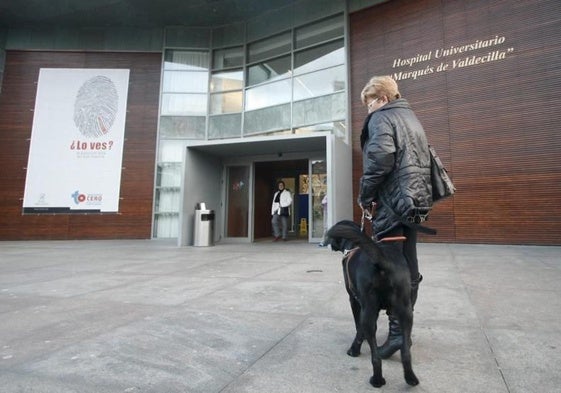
[358,98,432,237]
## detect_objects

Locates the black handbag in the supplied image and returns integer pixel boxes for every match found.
[280,206,290,216]
[429,145,456,202]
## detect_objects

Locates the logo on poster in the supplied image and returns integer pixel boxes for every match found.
[35,193,49,206]
[71,190,103,205]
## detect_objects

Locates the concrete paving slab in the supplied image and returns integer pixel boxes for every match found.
[16,309,304,393]
[85,276,243,307]
[488,328,561,393]
[0,240,560,393]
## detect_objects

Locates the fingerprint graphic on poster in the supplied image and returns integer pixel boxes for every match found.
[74,75,119,138]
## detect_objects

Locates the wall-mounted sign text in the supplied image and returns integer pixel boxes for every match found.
[391,35,514,81]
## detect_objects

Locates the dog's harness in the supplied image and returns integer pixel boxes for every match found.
[342,247,360,299]
[342,208,407,299]
[342,235,405,299]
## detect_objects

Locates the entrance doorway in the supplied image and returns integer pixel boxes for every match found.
[180,133,351,246]
[254,160,308,240]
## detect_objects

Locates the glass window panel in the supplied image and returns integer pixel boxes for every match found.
[293,65,345,100]
[211,70,243,92]
[165,27,210,49]
[158,139,188,162]
[156,163,182,188]
[294,121,346,135]
[212,47,244,69]
[154,191,173,214]
[161,93,208,116]
[246,55,291,87]
[154,189,180,212]
[210,91,243,114]
[245,79,291,111]
[246,7,292,43]
[295,15,344,49]
[159,116,206,139]
[164,50,209,71]
[209,114,242,139]
[153,213,179,238]
[294,39,344,75]
[292,91,346,127]
[212,23,245,48]
[163,71,208,93]
[243,104,291,135]
[294,122,331,134]
[248,31,291,63]
[266,128,294,136]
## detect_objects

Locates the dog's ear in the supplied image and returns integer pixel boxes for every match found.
[325,221,361,252]
[323,235,336,250]
[324,235,342,252]
[324,235,355,253]
[341,238,356,251]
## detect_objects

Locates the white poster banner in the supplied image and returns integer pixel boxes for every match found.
[23,68,130,213]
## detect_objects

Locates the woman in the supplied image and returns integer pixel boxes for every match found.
[358,75,432,358]
[271,180,293,241]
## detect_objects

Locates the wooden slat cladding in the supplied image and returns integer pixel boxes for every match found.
[349,0,561,245]
[0,51,161,240]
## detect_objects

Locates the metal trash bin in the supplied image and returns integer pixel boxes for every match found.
[193,202,215,247]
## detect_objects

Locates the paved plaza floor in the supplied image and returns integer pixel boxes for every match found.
[1,239,560,392]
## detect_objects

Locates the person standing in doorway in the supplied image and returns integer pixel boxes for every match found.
[271,180,293,241]
[358,75,432,358]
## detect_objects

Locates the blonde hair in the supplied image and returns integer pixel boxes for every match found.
[361,75,401,105]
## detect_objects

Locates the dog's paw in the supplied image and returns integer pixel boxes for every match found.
[347,346,361,357]
[405,371,419,386]
[369,375,386,388]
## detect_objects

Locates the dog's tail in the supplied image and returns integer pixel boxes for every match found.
[326,220,395,272]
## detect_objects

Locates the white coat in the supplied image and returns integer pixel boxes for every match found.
[271,189,293,215]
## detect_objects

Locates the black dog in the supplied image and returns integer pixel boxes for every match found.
[325,220,419,387]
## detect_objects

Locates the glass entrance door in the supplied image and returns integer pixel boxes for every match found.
[310,160,327,242]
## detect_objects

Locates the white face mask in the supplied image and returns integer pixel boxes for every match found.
[367,97,385,113]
